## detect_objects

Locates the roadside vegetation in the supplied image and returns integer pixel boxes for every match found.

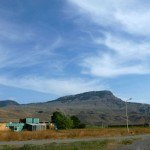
[0,140,116,150]
[1,137,142,150]
[0,127,149,141]
[120,139,136,145]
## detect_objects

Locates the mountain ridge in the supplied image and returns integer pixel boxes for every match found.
[48,90,119,103]
[0,90,148,105]
[0,100,19,107]
[0,90,149,126]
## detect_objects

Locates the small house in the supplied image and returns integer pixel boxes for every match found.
[26,123,46,131]
[6,122,24,132]
[6,117,46,131]
[20,117,46,131]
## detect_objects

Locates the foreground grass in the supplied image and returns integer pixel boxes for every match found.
[1,138,140,150]
[1,140,114,150]
[0,127,149,141]
[120,138,139,145]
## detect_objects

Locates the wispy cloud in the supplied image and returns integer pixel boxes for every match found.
[0,17,63,70]
[82,53,150,77]
[67,0,150,77]
[68,0,150,35]
[0,0,150,103]
[0,38,62,69]
[0,76,106,96]
[0,19,34,42]
[81,33,150,77]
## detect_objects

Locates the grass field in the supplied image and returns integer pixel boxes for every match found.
[1,140,124,150]
[0,127,149,141]
[1,140,111,150]
[0,138,140,150]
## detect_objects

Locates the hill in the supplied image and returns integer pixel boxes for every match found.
[0,91,149,126]
[0,100,19,107]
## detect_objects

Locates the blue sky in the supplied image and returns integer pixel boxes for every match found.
[0,0,150,104]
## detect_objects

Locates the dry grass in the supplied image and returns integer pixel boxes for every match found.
[0,127,149,141]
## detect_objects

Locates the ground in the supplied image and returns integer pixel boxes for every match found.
[0,134,150,150]
[0,127,149,149]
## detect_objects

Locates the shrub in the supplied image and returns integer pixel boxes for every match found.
[51,111,73,129]
[71,116,86,129]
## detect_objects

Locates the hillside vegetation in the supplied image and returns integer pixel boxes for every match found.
[0,91,149,126]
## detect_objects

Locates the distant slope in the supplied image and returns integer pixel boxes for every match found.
[48,90,125,108]
[0,91,149,126]
[29,90,150,125]
[49,90,122,103]
[0,100,19,107]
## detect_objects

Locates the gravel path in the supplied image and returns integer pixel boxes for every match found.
[0,134,150,149]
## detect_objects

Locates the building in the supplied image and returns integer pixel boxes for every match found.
[6,118,46,132]
[6,122,24,132]
[20,118,40,124]
[26,123,46,131]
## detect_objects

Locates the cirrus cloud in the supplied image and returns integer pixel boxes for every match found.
[67,0,150,77]
[0,76,107,96]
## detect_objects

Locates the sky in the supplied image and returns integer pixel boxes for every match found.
[0,0,150,104]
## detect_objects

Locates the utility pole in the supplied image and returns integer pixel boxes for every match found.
[125,98,132,133]
[147,106,150,127]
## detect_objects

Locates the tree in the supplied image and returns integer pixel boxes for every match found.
[63,116,73,129]
[51,111,73,129]
[71,116,81,128]
[71,115,86,129]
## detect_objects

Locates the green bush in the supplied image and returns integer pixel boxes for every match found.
[71,116,81,129]
[71,116,86,129]
[51,112,86,129]
[51,111,73,129]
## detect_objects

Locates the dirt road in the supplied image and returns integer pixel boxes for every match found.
[0,134,150,148]
[114,134,150,150]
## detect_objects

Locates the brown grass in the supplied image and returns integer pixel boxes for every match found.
[0,127,149,141]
